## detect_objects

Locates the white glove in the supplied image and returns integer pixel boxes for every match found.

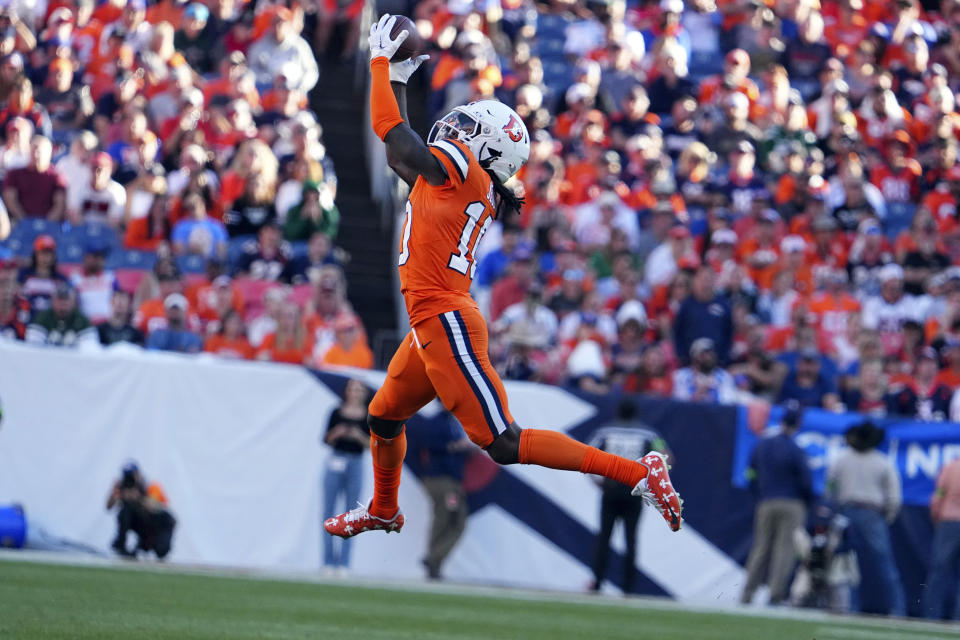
[390,54,429,84]
[368,14,407,62]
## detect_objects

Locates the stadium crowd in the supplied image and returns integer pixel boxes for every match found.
[0,0,959,425]
[434,0,960,424]
[0,0,375,370]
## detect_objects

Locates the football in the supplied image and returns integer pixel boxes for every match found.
[389,15,422,62]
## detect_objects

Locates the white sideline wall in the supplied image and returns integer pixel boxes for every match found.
[0,341,743,602]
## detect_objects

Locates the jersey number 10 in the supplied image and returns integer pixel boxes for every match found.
[398,200,492,280]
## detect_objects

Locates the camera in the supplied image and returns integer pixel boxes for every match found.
[121,469,138,489]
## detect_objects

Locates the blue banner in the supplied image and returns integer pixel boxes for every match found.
[732,408,960,506]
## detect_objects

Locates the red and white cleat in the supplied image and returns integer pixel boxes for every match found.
[633,451,683,532]
[323,502,405,539]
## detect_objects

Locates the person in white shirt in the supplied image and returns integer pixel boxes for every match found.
[0,116,32,179]
[573,190,641,253]
[247,10,319,92]
[55,130,97,206]
[558,290,618,345]
[67,152,126,228]
[492,284,559,348]
[672,337,737,403]
[70,239,119,325]
[165,144,219,199]
[644,224,694,289]
[861,263,922,355]
[98,0,154,55]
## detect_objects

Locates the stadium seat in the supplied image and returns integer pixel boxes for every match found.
[6,219,62,257]
[290,284,312,307]
[536,13,570,35]
[288,241,309,260]
[883,202,917,240]
[227,236,256,273]
[57,241,84,265]
[533,39,565,58]
[115,268,148,293]
[109,249,157,271]
[176,253,208,275]
[234,277,276,315]
[62,222,119,252]
[689,50,724,79]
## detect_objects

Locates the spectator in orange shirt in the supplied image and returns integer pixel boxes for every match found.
[780,235,814,296]
[811,268,861,343]
[698,49,759,111]
[738,210,782,291]
[138,22,189,100]
[124,193,171,251]
[188,273,243,335]
[257,301,313,366]
[218,138,277,213]
[146,0,184,31]
[319,314,374,370]
[135,270,196,336]
[92,0,125,27]
[202,51,260,113]
[807,215,848,271]
[824,0,870,59]
[204,310,254,360]
[554,83,607,144]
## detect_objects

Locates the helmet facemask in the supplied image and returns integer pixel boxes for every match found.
[428,109,480,145]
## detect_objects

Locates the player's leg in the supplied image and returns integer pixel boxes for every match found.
[364,332,437,519]
[421,307,682,531]
[324,332,437,538]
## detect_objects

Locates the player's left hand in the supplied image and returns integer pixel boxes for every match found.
[390,54,429,84]
[368,14,406,62]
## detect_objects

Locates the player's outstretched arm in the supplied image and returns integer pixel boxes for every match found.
[368,15,446,187]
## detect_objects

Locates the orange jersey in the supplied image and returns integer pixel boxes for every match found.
[809,291,861,338]
[321,340,374,369]
[399,138,496,326]
[204,335,255,359]
[935,369,960,391]
[257,332,313,365]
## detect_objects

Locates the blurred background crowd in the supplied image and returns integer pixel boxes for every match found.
[0,0,373,369]
[0,0,959,423]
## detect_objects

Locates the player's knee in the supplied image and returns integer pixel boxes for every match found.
[486,424,522,465]
[368,415,404,439]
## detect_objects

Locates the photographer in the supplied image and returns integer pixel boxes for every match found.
[106,462,175,559]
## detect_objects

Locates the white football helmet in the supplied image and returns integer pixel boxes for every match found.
[427,100,530,183]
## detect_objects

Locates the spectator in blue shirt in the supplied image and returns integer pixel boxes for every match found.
[778,348,841,410]
[741,402,813,605]
[171,193,228,259]
[475,225,521,288]
[146,293,202,353]
[674,265,733,365]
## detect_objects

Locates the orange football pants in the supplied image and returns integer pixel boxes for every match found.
[369,306,513,447]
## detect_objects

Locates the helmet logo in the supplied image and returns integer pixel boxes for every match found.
[503,115,524,143]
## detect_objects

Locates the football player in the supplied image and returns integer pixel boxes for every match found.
[324,15,683,540]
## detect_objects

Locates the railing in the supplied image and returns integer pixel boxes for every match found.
[359,0,411,343]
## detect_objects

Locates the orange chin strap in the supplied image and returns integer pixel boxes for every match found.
[370,57,405,141]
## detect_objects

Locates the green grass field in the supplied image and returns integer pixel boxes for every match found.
[1,557,958,640]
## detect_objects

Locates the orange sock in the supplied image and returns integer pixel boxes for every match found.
[369,428,407,519]
[518,429,648,488]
